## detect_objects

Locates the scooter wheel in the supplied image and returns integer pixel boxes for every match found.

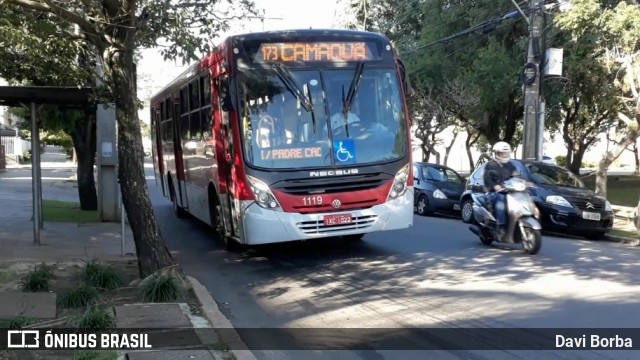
[522,228,542,255]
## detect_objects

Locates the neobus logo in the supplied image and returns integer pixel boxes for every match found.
[309,169,359,177]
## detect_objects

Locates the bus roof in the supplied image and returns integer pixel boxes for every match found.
[150,29,393,104]
[228,28,391,43]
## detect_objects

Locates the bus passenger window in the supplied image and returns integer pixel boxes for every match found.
[190,112,201,140]
[180,88,188,115]
[190,80,199,110]
[202,108,212,140]
[201,75,211,105]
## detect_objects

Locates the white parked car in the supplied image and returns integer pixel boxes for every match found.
[542,156,556,165]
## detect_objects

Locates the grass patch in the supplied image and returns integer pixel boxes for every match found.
[0,315,33,329]
[62,285,99,308]
[83,261,121,291]
[142,274,181,302]
[0,270,20,285]
[73,350,118,360]
[582,175,640,207]
[72,307,115,330]
[20,263,54,292]
[43,199,97,223]
[209,342,232,351]
[611,228,638,239]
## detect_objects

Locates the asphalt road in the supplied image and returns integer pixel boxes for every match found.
[146,170,640,360]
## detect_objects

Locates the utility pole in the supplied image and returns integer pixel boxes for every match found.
[522,0,545,160]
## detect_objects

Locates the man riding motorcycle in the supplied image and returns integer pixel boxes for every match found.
[483,142,519,238]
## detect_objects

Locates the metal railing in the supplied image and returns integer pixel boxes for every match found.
[0,135,31,155]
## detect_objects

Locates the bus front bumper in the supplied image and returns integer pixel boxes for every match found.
[242,188,414,245]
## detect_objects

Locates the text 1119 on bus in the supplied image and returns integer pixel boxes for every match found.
[150,29,415,250]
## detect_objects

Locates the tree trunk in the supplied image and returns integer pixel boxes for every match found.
[68,111,97,211]
[634,142,639,175]
[595,127,640,196]
[565,146,573,169]
[465,131,476,171]
[568,146,586,175]
[430,147,441,164]
[102,41,175,277]
[443,130,459,166]
[595,157,610,197]
[421,143,430,162]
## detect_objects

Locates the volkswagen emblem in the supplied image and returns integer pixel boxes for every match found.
[332,199,341,208]
[586,202,595,209]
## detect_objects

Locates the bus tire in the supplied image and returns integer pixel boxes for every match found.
[208,188,241,251]
[169,175,188,219]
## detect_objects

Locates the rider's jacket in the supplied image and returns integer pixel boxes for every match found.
[484,160,517,192]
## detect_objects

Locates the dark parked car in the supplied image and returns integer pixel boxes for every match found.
[413,162,465,216]
[460,160,614,239]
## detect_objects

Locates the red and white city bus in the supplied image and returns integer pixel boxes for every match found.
[151,29,414,249]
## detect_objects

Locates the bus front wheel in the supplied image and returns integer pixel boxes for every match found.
[208,189,241,251]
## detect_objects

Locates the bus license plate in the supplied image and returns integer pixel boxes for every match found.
[324,214,353,226]
[582,212,601,221]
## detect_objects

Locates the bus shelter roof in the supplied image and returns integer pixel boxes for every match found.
[0,86,93,107]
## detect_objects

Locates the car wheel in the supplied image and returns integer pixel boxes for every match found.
[461,198,474,224]
[584,232,606,240]
[417,194,432,216]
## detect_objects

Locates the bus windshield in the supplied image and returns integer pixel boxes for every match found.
[239,67,408,169]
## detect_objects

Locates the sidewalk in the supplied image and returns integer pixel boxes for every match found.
[7,145,76,170]
[0,158,255,360]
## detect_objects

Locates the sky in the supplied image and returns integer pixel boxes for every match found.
[137,0,350,108]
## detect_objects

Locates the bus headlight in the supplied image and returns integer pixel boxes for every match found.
[387,163,409,201]
[246,175,281,210]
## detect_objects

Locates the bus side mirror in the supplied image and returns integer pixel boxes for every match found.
[397,59,415,97]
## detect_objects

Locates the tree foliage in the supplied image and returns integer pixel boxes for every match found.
[552,0,640,195]
[353,0,531,153]
[0,5,91,86]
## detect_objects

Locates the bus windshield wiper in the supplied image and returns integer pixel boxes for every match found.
[303,83,317,133]
[271,63,314,113]
[341,62,365,137]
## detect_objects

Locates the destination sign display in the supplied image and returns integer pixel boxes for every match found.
[260,146,324,160]
[257,42,378,63]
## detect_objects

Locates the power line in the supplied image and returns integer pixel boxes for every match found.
[408,0,525,40]
[387,0,520,51]
[401,6,529,58]
[408,19,524,75]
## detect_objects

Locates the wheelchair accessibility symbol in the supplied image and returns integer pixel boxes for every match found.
[334,140,355,163]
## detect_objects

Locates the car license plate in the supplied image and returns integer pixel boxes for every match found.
[453,204,460,211]
[323,214,353,226]
[582,211,601,221]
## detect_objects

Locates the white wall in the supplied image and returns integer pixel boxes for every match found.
[411,126,485,173]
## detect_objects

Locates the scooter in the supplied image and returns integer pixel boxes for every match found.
[468,177,542,255]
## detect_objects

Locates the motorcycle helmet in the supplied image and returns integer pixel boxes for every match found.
[492,141,512,164]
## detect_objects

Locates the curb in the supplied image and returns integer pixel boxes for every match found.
[187,276,257,360]
[605,234,639,246]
